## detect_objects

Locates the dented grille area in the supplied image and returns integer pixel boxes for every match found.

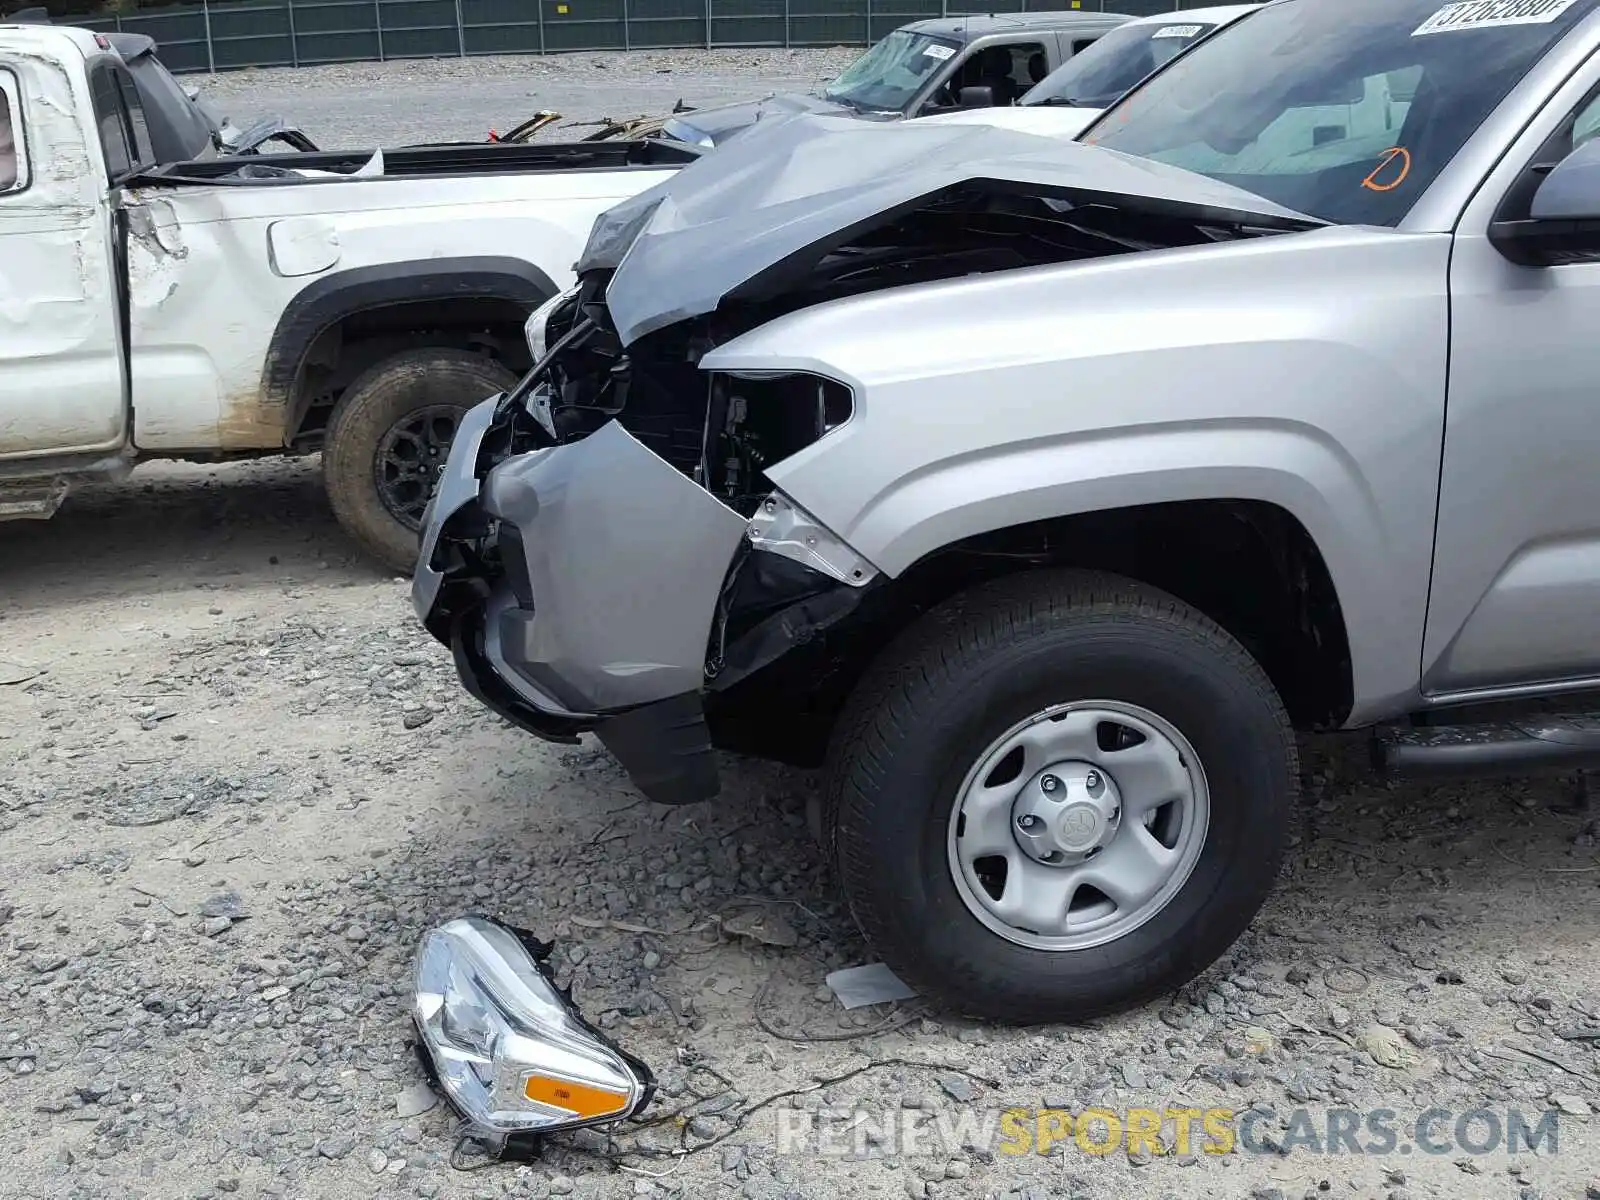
[503,275,856,520]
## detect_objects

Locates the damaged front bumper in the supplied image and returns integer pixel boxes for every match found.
[413,383,871,805]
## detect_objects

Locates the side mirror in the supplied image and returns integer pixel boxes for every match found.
[1489,138,1600,267]
[957,85,995,109]
[1530,136,1600,220]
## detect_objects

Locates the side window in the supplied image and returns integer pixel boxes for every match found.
[950,41,1049,104]
[0,68,25,194]
[88,60,153,182]
[1574,94,1600,152]
[115,71,154,167]
[1494,80,1600,227]
[1006,42,1051,93]
[90,65,133,180]
[1071,37,1099,55]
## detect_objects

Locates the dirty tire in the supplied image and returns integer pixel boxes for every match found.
[824,569,1298,1025]
[322,349,516,574]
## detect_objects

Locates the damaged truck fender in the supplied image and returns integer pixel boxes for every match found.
[260,256,560,443]
[700,224,1448,724]
[1,20,698,566]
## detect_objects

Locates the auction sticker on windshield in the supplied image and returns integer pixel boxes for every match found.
[1151,24,1203,38]
[1413,0,1578,34]
[923,44,956,59]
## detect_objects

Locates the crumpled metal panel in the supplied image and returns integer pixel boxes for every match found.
[576,110,1321,347]
[478,420,750,712]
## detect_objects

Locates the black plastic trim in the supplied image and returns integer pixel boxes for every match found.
[1375,715,1600,779]
[448,608,588,745]
[262,256,558,443]
[594,692,721,805]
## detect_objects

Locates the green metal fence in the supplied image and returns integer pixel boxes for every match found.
[73,0,1211,73]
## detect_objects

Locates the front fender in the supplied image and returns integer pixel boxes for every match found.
[701,226,1452,722]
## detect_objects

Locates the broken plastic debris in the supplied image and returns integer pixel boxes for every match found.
[825,963,918,1010]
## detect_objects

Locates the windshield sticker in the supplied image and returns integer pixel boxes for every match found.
[922,44,956,60]
[1413,0,1578,35]
[1151,24,1203,38]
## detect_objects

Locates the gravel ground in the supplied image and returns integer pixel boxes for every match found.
[195,48,861,148]
[3,50,1600,1200]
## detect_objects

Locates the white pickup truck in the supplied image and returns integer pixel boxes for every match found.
[0,23,695,570]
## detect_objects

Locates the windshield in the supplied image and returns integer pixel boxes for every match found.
[1085,0,1599,226]
[1023,19,1220,109]
[823,29,961,113]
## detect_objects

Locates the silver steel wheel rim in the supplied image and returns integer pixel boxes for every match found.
[946,700,1210,952]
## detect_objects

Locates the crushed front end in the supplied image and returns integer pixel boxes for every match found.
[411,271,877,805]
[412,115,1323,805]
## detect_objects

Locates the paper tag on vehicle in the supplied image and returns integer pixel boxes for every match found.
[1151,24,1203,38]
[1413,0,1577,36]
[922,43,956,60]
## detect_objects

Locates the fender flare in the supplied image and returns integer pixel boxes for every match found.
[261,256,558,441]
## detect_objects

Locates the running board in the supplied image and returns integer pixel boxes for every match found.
[0,478,68,519]
[1374,713,1600,779]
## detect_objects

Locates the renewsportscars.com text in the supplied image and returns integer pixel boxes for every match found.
[772,1105,1562,1159]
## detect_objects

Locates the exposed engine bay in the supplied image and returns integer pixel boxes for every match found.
[492,179,1294,516]
[401,177,1304,776]
[405,108,1332,798]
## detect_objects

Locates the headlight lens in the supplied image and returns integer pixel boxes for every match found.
[412,916,653,1139]
[524,287,577,363]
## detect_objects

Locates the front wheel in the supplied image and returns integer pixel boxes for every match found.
[322,348,517,574]
[825,569,1298,1024]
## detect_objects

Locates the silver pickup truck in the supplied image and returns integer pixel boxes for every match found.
[416,0,1600,1023]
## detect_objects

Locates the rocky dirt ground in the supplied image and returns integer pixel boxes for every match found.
[2,49,1600,1200]
[196,47,862,149]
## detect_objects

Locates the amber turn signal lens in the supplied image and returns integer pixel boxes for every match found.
[523,1074,631,1119]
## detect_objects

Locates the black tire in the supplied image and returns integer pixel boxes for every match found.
[322,349,517,574]
[825,569,1298,1025]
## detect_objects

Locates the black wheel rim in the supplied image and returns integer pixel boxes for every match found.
[375,405,463,531]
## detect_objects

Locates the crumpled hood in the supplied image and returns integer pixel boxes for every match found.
[577,111,1322,348]
[665,92,851,146]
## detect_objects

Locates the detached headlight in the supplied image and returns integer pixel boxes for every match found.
[525,287,577,363]
[412,916,654,1142]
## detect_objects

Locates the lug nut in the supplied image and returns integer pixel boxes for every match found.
[1017,815,1039,830]
[1084,846,1101,859]
[1085,770,1101,790]
[1040,776,1059,793]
